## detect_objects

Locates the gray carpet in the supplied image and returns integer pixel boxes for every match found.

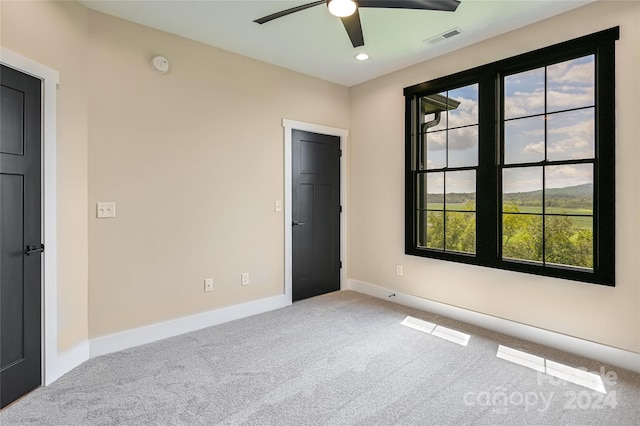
[1,290,639,425]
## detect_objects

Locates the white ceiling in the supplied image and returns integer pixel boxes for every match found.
[80,0,596,87]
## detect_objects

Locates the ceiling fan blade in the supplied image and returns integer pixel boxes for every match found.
[341,8,365,48]
[254,0,325,25]
[357,0,460,12]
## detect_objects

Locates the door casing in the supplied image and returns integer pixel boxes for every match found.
[283,119,348,305]
[1,48,60,386]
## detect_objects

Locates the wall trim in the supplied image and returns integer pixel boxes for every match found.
[90,294,289,358]
[282,119,349,305]
[46,341,90,384]
[346,279,640,374]
[0,48,77,385]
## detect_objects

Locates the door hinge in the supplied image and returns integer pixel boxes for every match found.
[339,205,342,213]
[339,149,343,157]
[339,261,343,269]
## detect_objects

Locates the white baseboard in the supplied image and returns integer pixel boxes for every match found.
[346,279,640,374]
[90,294,290,358]
[45,341,90,385]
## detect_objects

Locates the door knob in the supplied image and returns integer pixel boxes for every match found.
[25,244,45,256]
[292,221,306,227]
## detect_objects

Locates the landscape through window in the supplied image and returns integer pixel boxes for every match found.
[502,55,595,270]
[417,84,478,254]
[404,27,618,285]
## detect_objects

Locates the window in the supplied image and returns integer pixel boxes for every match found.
[417,84,479,254]
[502,56,595,269]
[404,27,618,285]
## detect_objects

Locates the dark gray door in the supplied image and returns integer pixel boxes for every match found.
[292,130,340,302]
[1,64,42,409]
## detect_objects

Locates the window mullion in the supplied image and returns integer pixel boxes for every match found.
[476,74,498,264]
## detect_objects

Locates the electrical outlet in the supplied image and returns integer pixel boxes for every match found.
[275,200,282,212]
[396,264,403,276]
[241,272,249,286]
[97,202,116,218]
[204,278,213,292]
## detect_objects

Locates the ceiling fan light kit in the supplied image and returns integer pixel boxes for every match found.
[327,0,357,17]
[254,0,461,49]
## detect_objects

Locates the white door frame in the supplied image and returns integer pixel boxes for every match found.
[282,119,348,305]
[1,48,60,385]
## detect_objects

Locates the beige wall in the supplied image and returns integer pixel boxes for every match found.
[349,1,640,353]
[87,12,349,337]
[1,0,89,351]
[2,0,637,355]
[1,1,349,344]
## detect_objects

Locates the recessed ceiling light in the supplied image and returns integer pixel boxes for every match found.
[354,53,369,61]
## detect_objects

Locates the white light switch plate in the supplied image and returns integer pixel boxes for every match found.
[204,278,213,292]
[97,202,116,218]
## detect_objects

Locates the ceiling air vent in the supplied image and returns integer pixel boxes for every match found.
[424,27,462,45]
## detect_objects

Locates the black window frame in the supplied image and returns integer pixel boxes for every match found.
[404,27,619,286]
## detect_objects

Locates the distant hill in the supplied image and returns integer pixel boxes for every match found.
[504,183,593,208]
[427,183,593,208]
[508,183,593,198]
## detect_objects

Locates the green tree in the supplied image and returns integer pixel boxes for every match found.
[426,201,475,253]
[502,204,542,262]
[502,204,593,268]
[545,216,593,268]
[424,202,592,268]
[426,212,444,250]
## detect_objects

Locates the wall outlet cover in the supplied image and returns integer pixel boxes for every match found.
[204,278,214,292]
[97,202,116,218]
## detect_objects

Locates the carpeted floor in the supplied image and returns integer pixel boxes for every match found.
[1,290,639,425]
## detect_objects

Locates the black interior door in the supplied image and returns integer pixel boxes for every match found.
[292,130,340,302]
[1,64,42,409]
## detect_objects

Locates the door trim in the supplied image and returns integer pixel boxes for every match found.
[283,119,348,305]
[0,48,65,386]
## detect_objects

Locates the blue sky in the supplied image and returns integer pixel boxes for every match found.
[423,55,595,195]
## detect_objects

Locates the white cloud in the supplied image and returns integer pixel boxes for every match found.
[523,140,545,154]
[547,89,594,110]
[448,126,478,151]
[546,164,592,189]
[547,115,594,159]
[503,168,542,194]
[547,165,589,178]
[504,88,545,118]
[426,125,478,153]
[548,60,594,86]
[427,173,445,193]
[446,170,476,193]
[505,57,594,118]
[502,164,592,193]
[448,97,478,128]
[427,131,446,151]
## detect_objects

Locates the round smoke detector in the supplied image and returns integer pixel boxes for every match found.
[151,56,169,74]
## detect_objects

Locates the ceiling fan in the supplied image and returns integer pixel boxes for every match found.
[254,0,461,48]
